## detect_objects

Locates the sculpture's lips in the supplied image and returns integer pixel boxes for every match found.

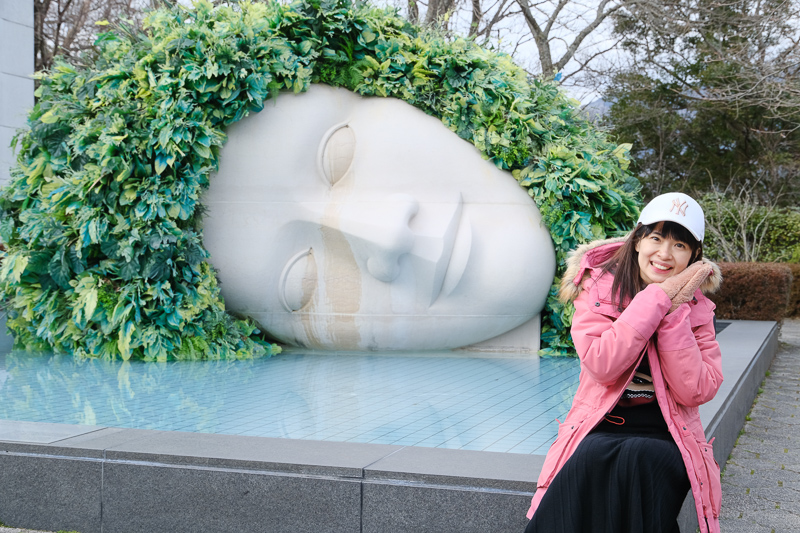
[427,198,470,306]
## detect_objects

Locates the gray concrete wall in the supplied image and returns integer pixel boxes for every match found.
[0,424,541,533]
[0,0,34,190]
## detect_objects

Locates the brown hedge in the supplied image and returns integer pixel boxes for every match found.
[787,263,800,318]
[708,262,793,322]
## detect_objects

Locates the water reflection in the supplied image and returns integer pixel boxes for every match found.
[0,349,579,454]
[0,350,253,431]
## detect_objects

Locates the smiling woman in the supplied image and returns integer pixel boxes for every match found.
[526,192,723,533]
[635,228,694,285]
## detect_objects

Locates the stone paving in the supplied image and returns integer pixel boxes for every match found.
[1,320,798,533]
[718,318,800,533]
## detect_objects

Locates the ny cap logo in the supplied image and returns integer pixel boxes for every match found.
[670,198,688,216]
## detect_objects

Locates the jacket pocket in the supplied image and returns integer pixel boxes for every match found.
[697,437,722,517]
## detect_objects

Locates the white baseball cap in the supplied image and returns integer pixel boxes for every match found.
[637,192,705,242]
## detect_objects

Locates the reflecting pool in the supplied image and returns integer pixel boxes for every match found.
[0,346,579,454]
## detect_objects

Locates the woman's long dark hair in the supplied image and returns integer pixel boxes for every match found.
[601,221,703,310]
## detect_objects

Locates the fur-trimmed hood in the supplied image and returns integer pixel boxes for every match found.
[558,236,723,304]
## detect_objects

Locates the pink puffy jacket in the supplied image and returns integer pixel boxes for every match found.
[527,238,724,533]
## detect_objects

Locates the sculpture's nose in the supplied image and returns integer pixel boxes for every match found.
[301,191,462,290]
[339,193,419,282]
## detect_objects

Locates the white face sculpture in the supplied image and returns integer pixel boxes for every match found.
[202,85,555,351]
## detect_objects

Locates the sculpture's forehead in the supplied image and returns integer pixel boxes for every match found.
[215,85,528,204]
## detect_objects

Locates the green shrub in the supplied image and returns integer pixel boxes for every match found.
[709,263,792,322]
[763,211,800,263]
[0,0,639,359]
[700,193,800,263]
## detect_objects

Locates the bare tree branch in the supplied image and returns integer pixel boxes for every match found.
[552,0,623,72]
[561,35,623,83]
[34,0,153,72]
[512,0,624,77]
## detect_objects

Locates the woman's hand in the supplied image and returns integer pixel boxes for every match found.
[656,261,713,312]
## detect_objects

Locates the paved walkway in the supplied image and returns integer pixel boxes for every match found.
[719,318,800,533]
[1,320,799,533]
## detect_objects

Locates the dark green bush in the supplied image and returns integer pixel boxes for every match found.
[0,0,639,359]
[763,212,800,263]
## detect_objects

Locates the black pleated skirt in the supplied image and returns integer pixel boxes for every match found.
[525,402,690,533]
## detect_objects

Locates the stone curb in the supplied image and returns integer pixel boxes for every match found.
[0,528,59,533]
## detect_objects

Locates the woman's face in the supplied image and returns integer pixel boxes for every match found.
[201,85,556,351]
[635,229,693,285]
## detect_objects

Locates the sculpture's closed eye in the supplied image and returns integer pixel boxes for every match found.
[280,248,317,312]
[319,123,355,186]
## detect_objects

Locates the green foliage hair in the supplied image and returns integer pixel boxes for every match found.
[0,0,641,360]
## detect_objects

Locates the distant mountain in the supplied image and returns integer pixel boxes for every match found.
[580,98,611,120]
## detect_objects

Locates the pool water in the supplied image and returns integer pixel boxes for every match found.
[0,347,579,455]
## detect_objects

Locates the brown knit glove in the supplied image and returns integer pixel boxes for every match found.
[656,261,713,312]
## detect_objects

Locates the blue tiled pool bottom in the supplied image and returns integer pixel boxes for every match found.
[0,349,580,454]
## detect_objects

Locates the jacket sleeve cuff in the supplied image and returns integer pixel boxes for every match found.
[617,284,671,339]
